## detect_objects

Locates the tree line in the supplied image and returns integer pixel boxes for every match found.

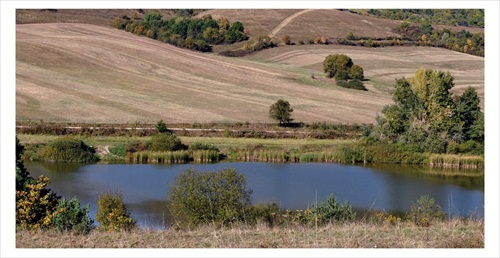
[362,9,484,28]
[371,68,483,154]
[114,12,247,52]
[396,21,484,56]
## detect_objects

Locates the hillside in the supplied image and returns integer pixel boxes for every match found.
[198,9,483,44]
[16,23,483,124]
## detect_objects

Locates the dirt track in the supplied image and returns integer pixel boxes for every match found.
[267,9,314,39]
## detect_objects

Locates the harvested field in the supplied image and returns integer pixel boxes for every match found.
[16,23,483,124]
[247,44,484,105]
[199,9,483,43]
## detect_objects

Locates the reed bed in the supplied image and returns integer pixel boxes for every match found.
[230,149,340,163]
[429,154,484,169]
[128,150,220,164]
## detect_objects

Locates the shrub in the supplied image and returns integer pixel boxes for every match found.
[96,193,136,232]
[188,142,219,152]
[336,78,367,91]
[334,70,350,80]
[167,168,252,228]
[349,64,364,80]
[347,79,367,91]
[16,175,60,231]
[125,140,148,153]
[51,197,94,234]
[407,195,445,226]
[323,54,353,78]
[312,194,356,224]
[156,119,168,133]
[40,137,98,163]
[244,202,282,227]
[333,144,367,163]
[281,35,291,45]
[16,137,60,231]
[149,132,185,152]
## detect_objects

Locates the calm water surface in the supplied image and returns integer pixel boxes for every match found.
[26,162,484,229]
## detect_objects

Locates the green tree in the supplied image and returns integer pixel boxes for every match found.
[349,64,364,80]
[372,69,483,153]
[323,54,353,78]
[269,99,294,125]
[156,119,168,133]
[455,87,482,141]
[167,168,252,228]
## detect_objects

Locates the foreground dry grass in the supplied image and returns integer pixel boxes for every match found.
[16,219,483,248]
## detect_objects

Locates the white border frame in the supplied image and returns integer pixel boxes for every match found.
[2,1,499,257]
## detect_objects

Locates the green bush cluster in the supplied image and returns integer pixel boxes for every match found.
[114,12,247,52]
[311,194,356,224]
[96,193,137,232]
[51,197,94,234]
[167,168,357,229]
[16,137,93,234]
[323,54,366,91]
[188,142,219,152]
[167,168,252,228]
[40,137,98,163]
[363,9,484,28]
[149,132,185,152]
[407,195,445,226]
[219,36,277,57]
[396,21,484,56]
[336,79,367,91]
[371,70,484,155]
[447,140,483,155]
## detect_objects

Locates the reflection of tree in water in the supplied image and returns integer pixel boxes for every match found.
[40,162,85,173]
[127,199,172,229]
[365,163,484,191]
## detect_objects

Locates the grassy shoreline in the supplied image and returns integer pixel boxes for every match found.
[16,219,483,248]
[17,134,484,173]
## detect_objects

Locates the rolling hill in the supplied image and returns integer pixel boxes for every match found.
[16,16,484,124]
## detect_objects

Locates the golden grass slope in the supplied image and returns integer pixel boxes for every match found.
[198,9,484,43]
[16,23,483,124]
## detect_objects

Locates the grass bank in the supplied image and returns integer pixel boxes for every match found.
[17,134,484,173]
[16,218,483,248]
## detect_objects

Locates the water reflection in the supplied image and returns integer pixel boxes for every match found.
[25,162,484,229]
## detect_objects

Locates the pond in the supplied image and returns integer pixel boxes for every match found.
[26,162,484,229]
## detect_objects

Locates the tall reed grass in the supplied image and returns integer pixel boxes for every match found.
[429,154,484,169]
[128,150,220,164]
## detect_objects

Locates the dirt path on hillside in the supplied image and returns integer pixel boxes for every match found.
[96,145,110,155]
[267,9,314,39]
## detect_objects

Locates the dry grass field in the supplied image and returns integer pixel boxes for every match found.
[16,21,483,124]
[16,219,483,248]
[199,9,483,43]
